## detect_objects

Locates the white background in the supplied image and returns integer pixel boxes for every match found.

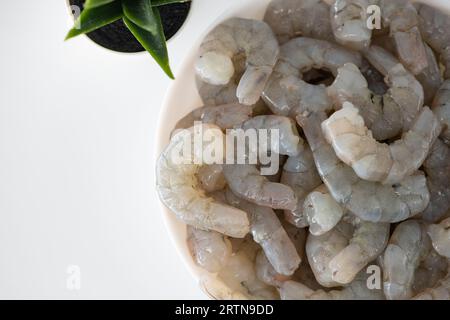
[0,0,234,299]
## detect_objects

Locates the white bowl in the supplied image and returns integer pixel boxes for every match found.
[156,0,450,299]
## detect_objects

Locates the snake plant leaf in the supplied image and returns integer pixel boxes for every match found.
[123,11,174,79]
[84,0,117,9]
[65,1,122,40]
[151,0,191,6]
[122,0,155,33]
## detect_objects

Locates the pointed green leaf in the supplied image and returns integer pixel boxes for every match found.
[122,0,156,33]
[123,12,174,79]
[65,1,122,40]
[84,0,116,9]
[151,0,191,6]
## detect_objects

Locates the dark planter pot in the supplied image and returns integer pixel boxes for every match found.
[67,0,191,53]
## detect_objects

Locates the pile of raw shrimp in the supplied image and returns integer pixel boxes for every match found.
[156,0,450,300]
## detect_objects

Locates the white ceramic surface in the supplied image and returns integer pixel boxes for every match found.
[156,0,450,298]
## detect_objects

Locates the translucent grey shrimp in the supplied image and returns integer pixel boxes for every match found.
[427,218,450,259]
[328,61,424,140]
[187,226,232,273]
[418,4,450,79]
[306,221,353,287]
[264,0,334,44]
[432,80,450,145]
[380,0,428,75]
[297,111,430,223]
[197,165,226,193]
[303,185,345,236]
[225,189,301,276]
[240,115,304,157]
[417,44,443,106]
[196,18,279,106]
[256,250,292,287]
[280,147,322,228]
[322,102,441,184]
[262,37,362,117]
[413,268,450,300]
[223,164,297,211]
[413,248,449,294]
[156,124,250,238]
[330,0,376,50]
[382,220,430,300]
[422,139,450,222]
[174,104,253,132]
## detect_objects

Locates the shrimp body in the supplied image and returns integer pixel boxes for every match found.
[196,18,279,106]
[322,102,441,184]
[262,37,362,117]
[417,44,443,106]
[432,80,450,145]
[298,111,430,223]
[225,189,301,276]
[264,0,334,44]
[428,218,450,259]
[187,226,232,273]
[156,124,250,238]
[281,148,323,227]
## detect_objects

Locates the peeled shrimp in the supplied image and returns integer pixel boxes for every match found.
[156,124,250,238]
[222,164,297,211]
[364,45,425,132]
[322,102,441,184]
[328,61,423,140]
[306,221,353,287]
[418,4,450,79]
[225,189,301,276]
[432,80,450,145]
[382,220,430,300]
[255,250,291,287]
[330,0,376,50]
[380,0,428,75]
[281,147,323,228]
[174,104,252,132]
[413,270,450,300]
[262,37,362,117]
[197,164,226,193]
[422,139,450,222]
[417,44,443,106]
[428,218,450,259]
[240,115,304,157]
[298,111,430,223]
[187,226,232,273]
[264,0,334,44]
[196,18,279,106]
[303,185,344,236]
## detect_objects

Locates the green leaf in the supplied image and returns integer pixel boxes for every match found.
[151,0,191,6]
[122,0,155,33]
[123,11,174,79]
[65,1,122,40]
[84,0,117,9]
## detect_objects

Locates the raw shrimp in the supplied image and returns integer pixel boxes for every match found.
[330,0,375,50]
[262,37,362,117]
[413,248,449,294]
[222,164,297,211]
[297,111,430,223]
[279,270,385,300]
[328,216,389,284]
[197,165,226,193]
[225,189,301,276]
[281,147,323,228]
[364,45,425,131]
[303,185,344,236]
[413,267,450,300]
[428,218,450,259]
[306,221,353,287]
[187,226,232,273]
[418,4,450,79]
[156,124,250,238]
[417,44,443,106]
[196,18,279,106]
[328,61,424,140]
[421,139,450,222]
[380,0,428,75]
[322,102,441,184]
[382,220,430,300]
[174,104,252,132]
[432,80,450,145]
[264,0,334,44]
[240,115,304,157]
[255,250,292,287]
